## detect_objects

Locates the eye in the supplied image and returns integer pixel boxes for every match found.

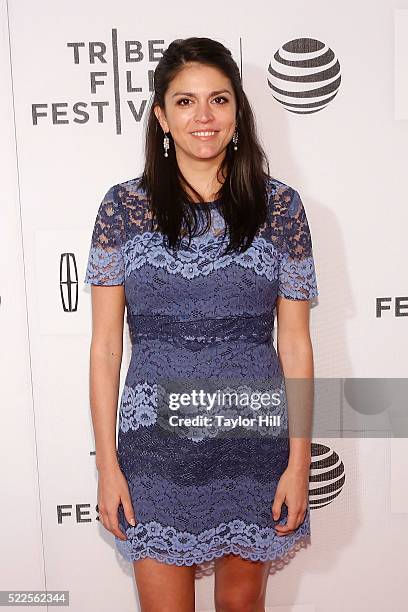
[176,96,229,106]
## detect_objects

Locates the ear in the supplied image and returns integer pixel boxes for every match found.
[153,104,169,133]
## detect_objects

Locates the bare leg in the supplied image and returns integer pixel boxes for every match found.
[133,557,196,612]
[214,553,271,612]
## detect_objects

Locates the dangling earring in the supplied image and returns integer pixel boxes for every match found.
[163,131,170,157]
[232,128,238,151]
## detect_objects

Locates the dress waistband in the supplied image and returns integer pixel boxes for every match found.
[127,312,274,349]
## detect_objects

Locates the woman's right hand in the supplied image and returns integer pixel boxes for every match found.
[97,464,136,541]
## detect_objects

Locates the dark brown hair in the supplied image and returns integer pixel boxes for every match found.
[139,36,271,255]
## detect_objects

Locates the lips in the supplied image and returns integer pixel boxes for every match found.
[190,130,218,138]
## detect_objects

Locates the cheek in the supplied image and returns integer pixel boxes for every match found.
[220,109,237,127]
[173,115,193,133]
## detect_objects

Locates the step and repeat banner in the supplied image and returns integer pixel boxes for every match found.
[1,0,407,610]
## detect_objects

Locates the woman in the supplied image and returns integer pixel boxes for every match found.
[84,37,319,612]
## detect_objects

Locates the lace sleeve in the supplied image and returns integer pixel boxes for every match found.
[278,188,319,300]
[83,184,125,286]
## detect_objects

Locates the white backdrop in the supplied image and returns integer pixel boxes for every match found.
[1,0,407,610]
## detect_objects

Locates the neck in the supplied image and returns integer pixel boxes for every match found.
[175,147,226,202]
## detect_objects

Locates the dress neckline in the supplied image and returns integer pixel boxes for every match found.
[190,198,221,209]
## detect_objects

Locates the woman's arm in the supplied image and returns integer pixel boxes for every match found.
[88,285,126,472]
[87,285,136,538]
[271,296,315,534]
[275,296,315,470]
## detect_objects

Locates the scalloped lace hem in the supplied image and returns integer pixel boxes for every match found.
[115,533,311,578]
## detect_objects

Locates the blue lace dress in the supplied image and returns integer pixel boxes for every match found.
[84,174,319,576]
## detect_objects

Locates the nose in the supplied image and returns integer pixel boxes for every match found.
[194,101,215,123]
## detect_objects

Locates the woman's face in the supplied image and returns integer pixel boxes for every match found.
[154,62,237,162]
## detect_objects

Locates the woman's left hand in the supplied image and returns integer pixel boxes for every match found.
[272,465,310,536]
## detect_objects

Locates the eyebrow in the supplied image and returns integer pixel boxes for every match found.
[171,89,232,98]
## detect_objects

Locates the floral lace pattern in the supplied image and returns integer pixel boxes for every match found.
[84,175,319,301]
[84,185,125,285]
[115,516,311,568]
[126,312,275,350]
[84,174,319,575]
[115,472,311,575]
[119,383,159,433]
[123,232,279,281]
[277,188,319,299]
[117,417,292,487]
[118,379,288,441]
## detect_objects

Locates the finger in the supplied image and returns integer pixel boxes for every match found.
[272,498,283,520]
[274,519,294,533]
[284,506,299,531]
[275,522,299,533]
[121,498,136,527]
[98,509,108,530]
[291,508,307,529]
[275,509,306,534]
[276,530,294,536]
[298,509,307,524]
[275,521,296,535]
[274,514,297,533]
[106,510,128,541]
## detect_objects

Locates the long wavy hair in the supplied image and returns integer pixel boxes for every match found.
[139,36,271,255]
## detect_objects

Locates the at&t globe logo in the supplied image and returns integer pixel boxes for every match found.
[267,38,341,114]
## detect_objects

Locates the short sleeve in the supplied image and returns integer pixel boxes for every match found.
[83,184,125,286]
[277,188,319,300]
